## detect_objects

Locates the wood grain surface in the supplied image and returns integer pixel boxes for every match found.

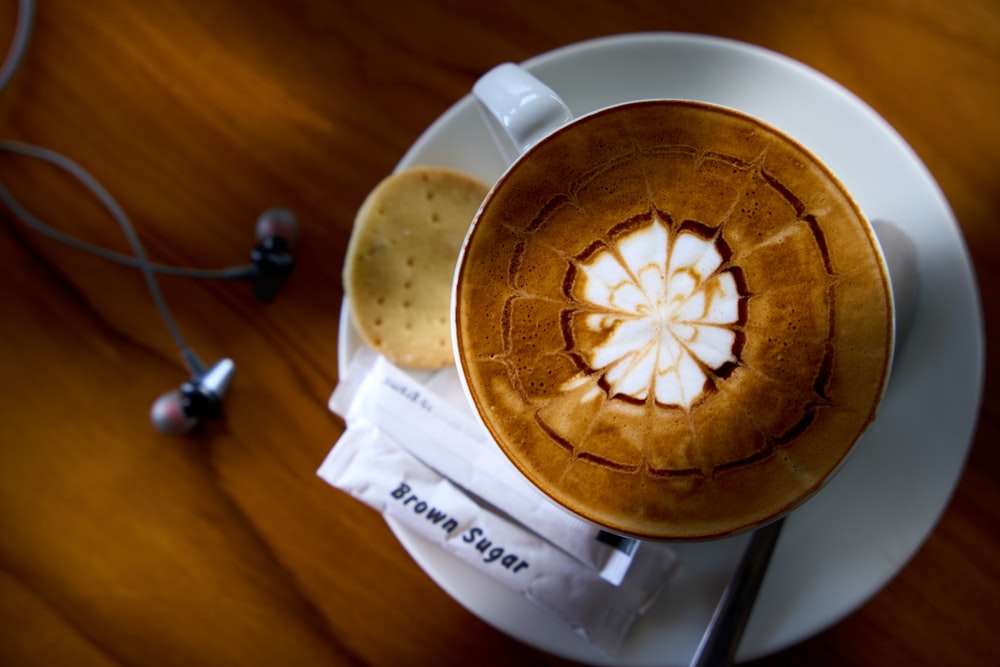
[1,1,997,665]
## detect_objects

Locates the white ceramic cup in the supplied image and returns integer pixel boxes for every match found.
[453,62,916,539]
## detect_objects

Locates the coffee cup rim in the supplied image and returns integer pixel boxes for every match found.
[451,98,896,540]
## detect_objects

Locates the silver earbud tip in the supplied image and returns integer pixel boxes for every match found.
[200,358,235,399]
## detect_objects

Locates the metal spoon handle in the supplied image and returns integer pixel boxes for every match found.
[690,517,785,667]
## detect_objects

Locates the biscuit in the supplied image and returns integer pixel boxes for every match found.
[345,166,489,369]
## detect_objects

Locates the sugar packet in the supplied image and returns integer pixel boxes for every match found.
[318,417,677,654]
[329,347,640,584]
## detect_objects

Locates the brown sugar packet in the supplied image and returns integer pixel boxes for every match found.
[344,166,489,369]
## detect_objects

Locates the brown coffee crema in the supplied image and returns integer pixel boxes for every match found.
[455,101,893,540]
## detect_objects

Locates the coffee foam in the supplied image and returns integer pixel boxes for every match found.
[455,101,893,539]
[568,214,741,408]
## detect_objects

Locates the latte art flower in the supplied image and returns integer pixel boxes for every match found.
[571,215,741,408]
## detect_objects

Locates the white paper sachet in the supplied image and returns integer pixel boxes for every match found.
[329,347,640,584]
[317,418,677,654]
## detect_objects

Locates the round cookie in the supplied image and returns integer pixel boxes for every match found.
[345,166,489,369]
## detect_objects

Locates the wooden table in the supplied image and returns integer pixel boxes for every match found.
[1,1,997,665]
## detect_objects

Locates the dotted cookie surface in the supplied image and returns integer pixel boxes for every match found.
[345,166,489,369]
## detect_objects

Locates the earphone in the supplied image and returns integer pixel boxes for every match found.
[1,0,298,434]
[143,207,299,435]
[150,359,237,436]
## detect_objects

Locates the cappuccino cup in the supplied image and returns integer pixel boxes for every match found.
[452,64,898,540]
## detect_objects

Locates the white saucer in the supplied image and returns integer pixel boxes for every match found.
[337,33,984,665]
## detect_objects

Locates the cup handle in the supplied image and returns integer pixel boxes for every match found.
[473,63,573,164]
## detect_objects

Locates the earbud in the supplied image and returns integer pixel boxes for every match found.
[149,210,297,435]
[150,358,235,435]
[250,208,298,302]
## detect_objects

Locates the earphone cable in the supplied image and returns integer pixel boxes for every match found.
[0,0,258,377]
[1,1,252,280]
[0,140,208,376]
[0,168,254,280]
[0,0,34,95]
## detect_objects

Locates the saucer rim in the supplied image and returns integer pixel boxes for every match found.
[336,31,985,666]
